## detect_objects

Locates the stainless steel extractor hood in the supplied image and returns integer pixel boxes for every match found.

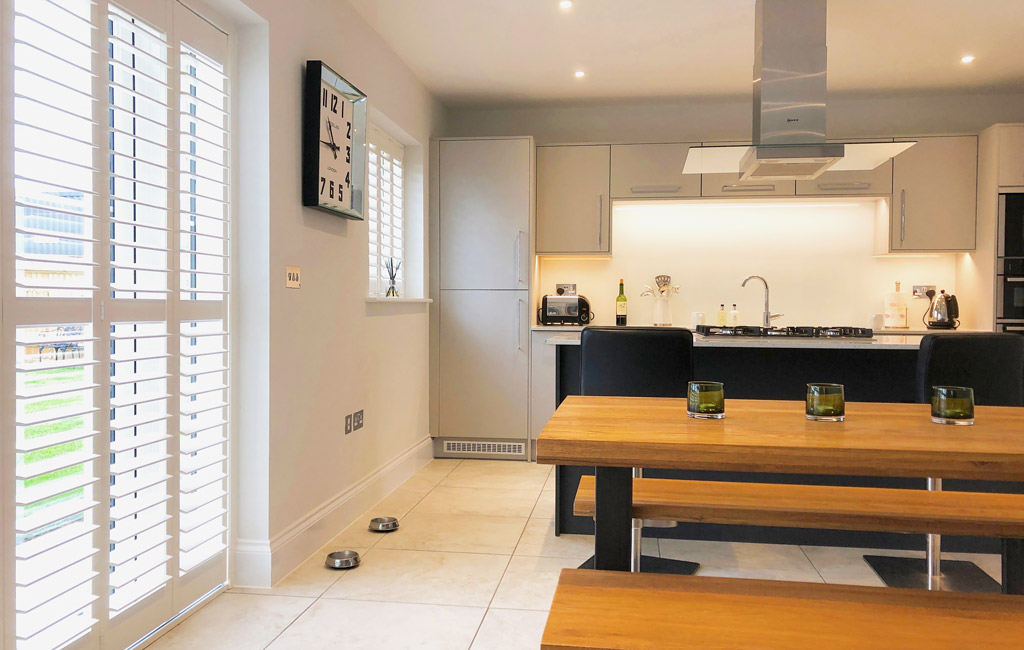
[683,0,914,180]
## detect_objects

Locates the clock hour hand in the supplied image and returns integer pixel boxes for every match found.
[325,119,340,159]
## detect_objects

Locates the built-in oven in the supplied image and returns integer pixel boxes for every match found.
[997,194,1024,329]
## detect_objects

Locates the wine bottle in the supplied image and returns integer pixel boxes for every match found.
[616,279,627,326]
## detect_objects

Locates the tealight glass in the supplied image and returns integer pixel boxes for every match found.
[931,386,974,425]
[687,381,725,419]
[806,383,845,422]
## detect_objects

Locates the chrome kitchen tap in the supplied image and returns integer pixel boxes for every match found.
[741,275,783,328]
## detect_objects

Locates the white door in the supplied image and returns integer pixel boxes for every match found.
[439,290,529,441]
[610,143,701,199]
[439,139,531,290]
[3,2,232,649]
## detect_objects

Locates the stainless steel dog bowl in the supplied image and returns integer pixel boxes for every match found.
[368,516,399,532]
[325,550,360,569]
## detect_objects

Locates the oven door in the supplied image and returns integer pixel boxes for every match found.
[998,275,1024,320]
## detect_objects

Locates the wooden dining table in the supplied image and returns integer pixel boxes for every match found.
[536,396,1024,592]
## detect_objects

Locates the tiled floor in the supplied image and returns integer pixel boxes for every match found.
[148,459,1003,649]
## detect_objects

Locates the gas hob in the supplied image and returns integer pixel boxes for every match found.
[695,325,874,339]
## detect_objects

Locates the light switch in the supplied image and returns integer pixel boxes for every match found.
[286,266,301,289]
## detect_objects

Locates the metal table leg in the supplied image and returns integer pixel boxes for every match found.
[593,467,632,571]
[864,477,1001,593]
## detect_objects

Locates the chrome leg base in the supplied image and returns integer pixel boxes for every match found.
[863,555,1001,593]
[578,555,699,575]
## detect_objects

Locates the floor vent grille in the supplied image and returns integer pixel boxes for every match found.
[443,441,525,456]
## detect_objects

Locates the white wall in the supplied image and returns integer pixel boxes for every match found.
[539,200,957,329]
[444,91,1024,144]
[218,0,445,585]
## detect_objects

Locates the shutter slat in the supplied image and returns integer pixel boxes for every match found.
[180,487,226,513]
[15,500,99,536]
[110,452,171,476]
[110,473,171,499]
[16,452,99,480]
[109,432,171,454]
[15,427,97,452]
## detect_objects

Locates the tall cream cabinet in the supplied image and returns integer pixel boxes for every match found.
[889,135,978,252]
[435,138,533,457]
[536,145,611,254]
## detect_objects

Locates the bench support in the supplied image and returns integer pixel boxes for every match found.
[1003,538,1024,595]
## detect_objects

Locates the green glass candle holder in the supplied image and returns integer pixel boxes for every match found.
[806,383,845,422]
[931,385,974,425]
[688,381,725,419]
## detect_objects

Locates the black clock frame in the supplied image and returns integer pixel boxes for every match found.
[302,60,367,220]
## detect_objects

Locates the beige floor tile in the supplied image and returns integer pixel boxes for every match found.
[802,546,916,586]
[439,460,551,491]
[322,548,509,607]
[231,548,369,598]
[402,458,463,489]
[530,491,555,519]
[541,471,556,492]
[364,485,432,520]
[491,555,581,611]
[470,608,550,650]
[266,599,485,650]
[374,511,528,554]
[660,539,822,582]
[513,518,656,559]
[325,519,390,550]
[148,592,313,650]
[413,486,541,518]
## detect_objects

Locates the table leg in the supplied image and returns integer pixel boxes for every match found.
[594,467,631,571]
[1003,538,1024,595]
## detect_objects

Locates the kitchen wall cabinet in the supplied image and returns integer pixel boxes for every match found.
[700,173,796,197]
[536,145,610,254]
[796,159,893,196]
[610,143,700,199]
[440,290,529,441]
[439,138,531,289]
[889,135,977,252]
[998,125,1024,188]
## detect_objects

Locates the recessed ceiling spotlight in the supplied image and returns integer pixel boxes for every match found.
[961,55,976,64]
[574,70,585,78]
[559,0,574,8]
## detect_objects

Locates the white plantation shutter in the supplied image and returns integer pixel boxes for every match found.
[3,1,231,649]
[367,124,405,296]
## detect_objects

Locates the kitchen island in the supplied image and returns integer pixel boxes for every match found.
[539,328,1020,552]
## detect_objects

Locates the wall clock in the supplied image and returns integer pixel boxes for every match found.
[302,60,367,219]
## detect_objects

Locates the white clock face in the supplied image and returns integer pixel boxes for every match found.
[318,80,354,210]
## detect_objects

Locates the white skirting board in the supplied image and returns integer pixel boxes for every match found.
[232,435,433,588]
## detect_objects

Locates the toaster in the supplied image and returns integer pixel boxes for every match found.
[538,295,593,326]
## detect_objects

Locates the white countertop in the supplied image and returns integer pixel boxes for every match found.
[543,331,925,350]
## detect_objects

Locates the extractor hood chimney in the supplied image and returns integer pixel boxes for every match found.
[683,0,914,181]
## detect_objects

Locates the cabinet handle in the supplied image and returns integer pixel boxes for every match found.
[1006,278,1024,283]
[630,185,681,194]
[901,190,909,246]
[598,194,603,247]
[817,182,871,191]
[515,299,522,351]
[722,184,775,192]
[514,231,523,285]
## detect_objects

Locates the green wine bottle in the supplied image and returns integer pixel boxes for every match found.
[616,278,627,326]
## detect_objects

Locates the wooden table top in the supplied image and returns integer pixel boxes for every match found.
[536,396,1024,481]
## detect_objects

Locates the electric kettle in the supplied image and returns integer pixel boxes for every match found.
[923,289,960,330]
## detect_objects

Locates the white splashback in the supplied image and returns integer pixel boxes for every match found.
[538,199,958,328]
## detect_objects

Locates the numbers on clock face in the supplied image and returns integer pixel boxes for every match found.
[319,80,354,207]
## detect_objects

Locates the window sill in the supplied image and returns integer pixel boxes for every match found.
[365,297,433,304]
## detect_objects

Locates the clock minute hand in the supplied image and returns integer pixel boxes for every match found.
[325,119,340,159]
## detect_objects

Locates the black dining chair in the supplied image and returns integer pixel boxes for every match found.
[865,333,1024,592]
[577,326,699,574]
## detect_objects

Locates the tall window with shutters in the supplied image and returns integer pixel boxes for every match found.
[366,124,405,296]
[3,1,232,649]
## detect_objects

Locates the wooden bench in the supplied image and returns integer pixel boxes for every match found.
[574,475,1024,537]
[542,569,1024,649]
